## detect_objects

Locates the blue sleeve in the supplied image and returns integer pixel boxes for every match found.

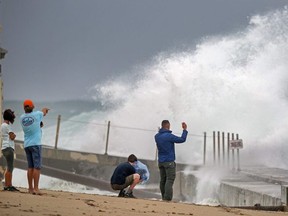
[134,161,150,183]
[37,111,44,122]
[170,130,188,143]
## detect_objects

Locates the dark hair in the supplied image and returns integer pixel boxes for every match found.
[161,120,170,127]
[128,154,137,163]
[24,106,33,113]
[3,109,15,124]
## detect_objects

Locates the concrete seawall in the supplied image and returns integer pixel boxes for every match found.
[173,167,288,207]
[219,181,281,206]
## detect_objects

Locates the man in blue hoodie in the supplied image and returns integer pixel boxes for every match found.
[155,120,188,201]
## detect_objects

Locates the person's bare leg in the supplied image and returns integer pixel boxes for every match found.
[33,169,42,195]
[4,170,12,187]
[27,168,34,193]
[128,173,140,192]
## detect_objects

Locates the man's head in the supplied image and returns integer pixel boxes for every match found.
[128,154,138,163]
[3,109,15,124]
[23,99,34,113]
[161,120,170,130]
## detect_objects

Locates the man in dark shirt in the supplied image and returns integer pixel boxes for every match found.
[110,154,140,198]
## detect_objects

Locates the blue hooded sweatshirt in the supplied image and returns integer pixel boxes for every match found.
[155,128,188,163]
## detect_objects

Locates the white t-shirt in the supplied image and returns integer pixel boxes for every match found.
[1,122,15,150]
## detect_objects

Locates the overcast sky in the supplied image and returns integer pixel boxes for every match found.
[1,0,288,102]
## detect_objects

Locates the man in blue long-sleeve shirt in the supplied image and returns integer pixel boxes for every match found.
[154,120,188,201]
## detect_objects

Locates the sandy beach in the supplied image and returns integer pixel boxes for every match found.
[0,188,287,216]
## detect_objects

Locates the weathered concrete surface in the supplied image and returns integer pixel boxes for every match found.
[173,167,288,207]
[240,166,288,185]
[220,180,281,206]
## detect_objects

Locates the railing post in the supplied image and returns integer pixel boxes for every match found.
[222,132,225,165]
[54,115,61,149]
[236,134,240,171]
[217,131,220,165]
[155,148,158,162]
[213,131,216,164]
[227,132,230,166]
[104,121,111,155]
[203,132,206,165]
[232,133,235,171]
[155,127,160,162]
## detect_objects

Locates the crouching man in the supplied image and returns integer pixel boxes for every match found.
[110,154,140,198]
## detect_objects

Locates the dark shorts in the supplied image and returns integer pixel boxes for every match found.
[2,147,14,172]
[24,145,42,169]
[111,174,134,190]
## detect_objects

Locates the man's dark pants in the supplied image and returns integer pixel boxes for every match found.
[158,161,176,201]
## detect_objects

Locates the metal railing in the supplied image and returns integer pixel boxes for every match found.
[13,114,243,168]
[203,131,242,170]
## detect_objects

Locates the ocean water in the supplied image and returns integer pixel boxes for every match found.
[3,7,288,203]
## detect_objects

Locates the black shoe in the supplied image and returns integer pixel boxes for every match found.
[118,189,125,197]
[9,186,19,191]
[124,192,136,198]
[4,186,19,192]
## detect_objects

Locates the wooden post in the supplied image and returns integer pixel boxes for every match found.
[104,121,111,155]
[217,131,220,164]
[227,132,230,166]
[236,134,240,171]
[155,148,158,162]
[222,132,225,165]
[232,133,235,171]
[54,115,61,149]
[203,132,207,165]
[213,131,216,164]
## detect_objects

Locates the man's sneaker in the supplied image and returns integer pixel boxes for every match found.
[118,189,125,197]
[8,186,19,191]
[3,186,19,192]
[124,192,136,198]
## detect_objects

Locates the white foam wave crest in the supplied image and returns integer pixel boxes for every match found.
[85,8,288,166]
[195,166,230,205]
